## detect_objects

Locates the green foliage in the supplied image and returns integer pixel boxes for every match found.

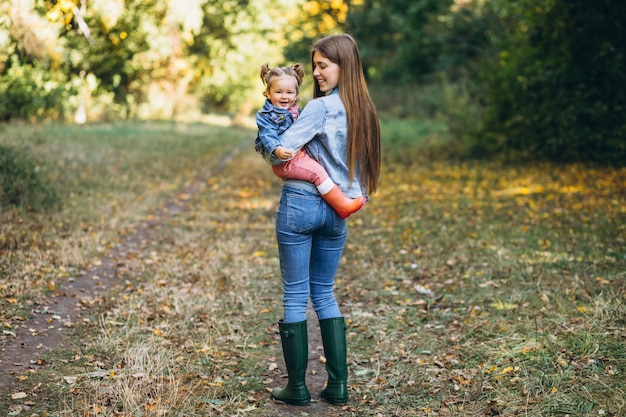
[346,0,454,81]
[64,0,155,115]
[0,56,71,122]
[190,0,295,114]
[347,0,626,164]
[1,0,624,164]
[476,0,626,164]
[0,144,59,210]
[1,0,292,121]
[283,0,348,65]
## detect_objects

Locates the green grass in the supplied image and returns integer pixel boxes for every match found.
[0,121,243,324]
[1,120,625,416]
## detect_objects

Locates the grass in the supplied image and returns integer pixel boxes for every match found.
[1,120,625,416]
[0,121,240,320]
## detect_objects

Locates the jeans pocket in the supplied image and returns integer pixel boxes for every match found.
[333,214,347,235]
[286,193,320,233]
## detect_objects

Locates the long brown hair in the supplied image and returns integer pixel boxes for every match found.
[311,34,381,195]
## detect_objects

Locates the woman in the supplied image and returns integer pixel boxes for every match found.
[269,34,381,406]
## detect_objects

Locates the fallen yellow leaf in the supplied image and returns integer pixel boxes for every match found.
[491,300,517,310]
[499,366,515,375]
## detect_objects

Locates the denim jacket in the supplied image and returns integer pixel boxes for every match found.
[270,89,365,199]
[255,99,298,163]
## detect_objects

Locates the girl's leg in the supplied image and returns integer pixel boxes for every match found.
[272,150,329,186]
[273,150,366,219]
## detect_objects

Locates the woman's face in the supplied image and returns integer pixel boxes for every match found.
[312,50,340,93]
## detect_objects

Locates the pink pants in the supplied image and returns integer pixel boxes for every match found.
[272,150,329,186]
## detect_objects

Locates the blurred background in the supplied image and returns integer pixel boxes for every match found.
[1,0,624,163]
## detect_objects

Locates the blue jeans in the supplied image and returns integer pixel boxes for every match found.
[276,185,347,323]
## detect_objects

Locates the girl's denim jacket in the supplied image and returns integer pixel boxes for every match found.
[269,88,365,199]
[255,99,298,164]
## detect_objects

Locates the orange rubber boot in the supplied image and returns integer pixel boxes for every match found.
[322,185,366,219]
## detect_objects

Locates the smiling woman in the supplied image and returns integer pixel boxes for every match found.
[312,51,339,93]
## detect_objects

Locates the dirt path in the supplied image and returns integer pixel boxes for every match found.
[0,145,348,416]
[0,175,208,393]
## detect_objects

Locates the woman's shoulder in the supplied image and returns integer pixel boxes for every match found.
[303,94,335,111]
[305,90,343,114]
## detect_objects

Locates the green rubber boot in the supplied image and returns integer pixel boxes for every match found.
[271,320,311,405]
[319,317,349,404]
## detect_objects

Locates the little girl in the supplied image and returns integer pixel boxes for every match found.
[255,63,365,219]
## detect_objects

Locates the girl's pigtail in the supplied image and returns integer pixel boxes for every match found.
[292,64,304,86]
[260,63,270,85]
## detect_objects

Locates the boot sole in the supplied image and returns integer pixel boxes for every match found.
[271,397,311,406]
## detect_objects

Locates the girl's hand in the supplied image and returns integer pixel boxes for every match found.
[273,146,295,160]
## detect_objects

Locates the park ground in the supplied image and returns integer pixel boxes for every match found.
[1,121,625,416]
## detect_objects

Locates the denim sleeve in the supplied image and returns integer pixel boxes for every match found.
[268,100,326,166]
[256,112,282,156]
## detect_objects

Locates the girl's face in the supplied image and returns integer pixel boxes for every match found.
[267,76,298,109]
[312,51,340,92]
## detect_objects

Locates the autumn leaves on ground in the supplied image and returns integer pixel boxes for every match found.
[1,122,625,416]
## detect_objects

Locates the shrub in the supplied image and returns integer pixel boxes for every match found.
[0,56,70,122]
[476,0,626,164]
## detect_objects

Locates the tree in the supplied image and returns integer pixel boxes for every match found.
[477,0,626,163]
[284,0,349,66]
[0,0,73,121]
[0,0,298,121]
[189,0,297,116]
[345,0,454,81]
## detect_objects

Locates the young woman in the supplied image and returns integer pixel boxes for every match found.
[255,64,366,219]
[270,34,381,406]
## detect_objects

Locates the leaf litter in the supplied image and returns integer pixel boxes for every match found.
[1,124,625,416]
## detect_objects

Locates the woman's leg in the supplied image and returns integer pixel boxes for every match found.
[307,206,349,403]
[272,188,321,405]
[271,320,311,405]
[275,187,321,323]
[309,228,346,319]
[276,190,347,320]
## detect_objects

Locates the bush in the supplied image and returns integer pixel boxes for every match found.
[476,0,626,164]
[0,144,59,211]
[0,56,70,122]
